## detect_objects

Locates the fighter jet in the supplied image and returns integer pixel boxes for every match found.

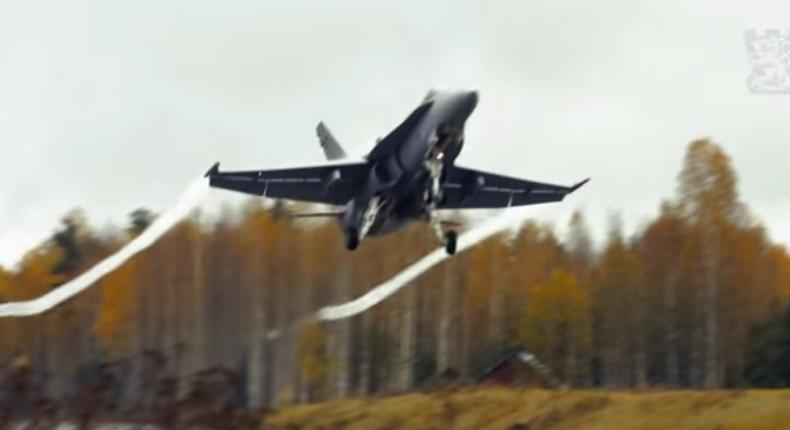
[205,89,588,255]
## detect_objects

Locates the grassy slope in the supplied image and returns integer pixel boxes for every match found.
[265,388,790,430]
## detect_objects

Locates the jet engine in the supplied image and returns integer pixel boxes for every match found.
[366,160,401,193]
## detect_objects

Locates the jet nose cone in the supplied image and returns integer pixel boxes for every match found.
[460,90,478,116]
[467,90,479,107]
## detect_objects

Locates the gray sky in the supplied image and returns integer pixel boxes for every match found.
[1,0,789,267]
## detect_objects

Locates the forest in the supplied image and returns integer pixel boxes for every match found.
[0,138,788,423]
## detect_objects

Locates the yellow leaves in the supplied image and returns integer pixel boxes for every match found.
[678,138,746,226]
[0,134,788,397]
[0,266,14,299]
[522,270,591,382]
[0,245,69,356]
[298,322,331,393]
[597,236,645,293]
[766,245,790,307]
[523,271,590,343]
[464,240,496,320]
[778,247,790,304]
[94,253,139,358]
[10,245,67,300]
[509,222,564,306]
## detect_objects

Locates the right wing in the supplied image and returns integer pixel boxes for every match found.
[205,161,368,205]
[440,165,589,209]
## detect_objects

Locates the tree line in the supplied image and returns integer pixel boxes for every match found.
[0,139,788,416]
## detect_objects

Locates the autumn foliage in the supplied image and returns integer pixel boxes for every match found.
[0,139,788,419]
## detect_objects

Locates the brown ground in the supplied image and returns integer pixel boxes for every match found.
[264,387,790,430]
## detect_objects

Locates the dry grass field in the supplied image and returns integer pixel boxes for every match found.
[264,388,790,430]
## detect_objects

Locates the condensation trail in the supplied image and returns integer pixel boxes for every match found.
[0,171,537,324]
[0,177,209,317]
[315,207,532,321]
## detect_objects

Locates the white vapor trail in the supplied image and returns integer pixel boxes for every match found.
[0,177,209,317]
[316,207,532,321]
[0,169,537,327]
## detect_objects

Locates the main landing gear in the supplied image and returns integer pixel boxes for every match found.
[346,228,359,251]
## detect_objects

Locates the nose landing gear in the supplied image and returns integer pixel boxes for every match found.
[427,205,458,256]
[424,128,463,256]
[444,230,457,255]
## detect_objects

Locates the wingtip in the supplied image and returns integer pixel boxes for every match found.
[205,162,220,178]
[570,177,590,192]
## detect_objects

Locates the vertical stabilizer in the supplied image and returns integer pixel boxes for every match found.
[316,122,347,160]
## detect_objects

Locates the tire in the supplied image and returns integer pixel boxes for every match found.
[445,231,457,256]
[346,228,359,251]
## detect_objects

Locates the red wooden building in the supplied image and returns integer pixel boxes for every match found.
[477,350,560,388]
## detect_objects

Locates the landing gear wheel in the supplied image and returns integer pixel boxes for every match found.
[346,228,359,251]
[444,231,457,256]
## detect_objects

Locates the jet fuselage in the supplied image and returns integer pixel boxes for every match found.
[206,88,586,255]
[342,90,479,244]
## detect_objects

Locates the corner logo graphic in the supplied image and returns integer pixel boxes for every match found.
[745,29,790,94]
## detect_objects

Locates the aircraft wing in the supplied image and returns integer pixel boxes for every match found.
[440,165,589,209]
[205,161,368,205]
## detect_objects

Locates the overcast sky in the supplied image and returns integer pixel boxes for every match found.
[1,0,788,268]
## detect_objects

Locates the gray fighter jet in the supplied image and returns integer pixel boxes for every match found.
[205,89,588,255]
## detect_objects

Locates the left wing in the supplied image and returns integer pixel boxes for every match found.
[440,165,589,209]
[205,161,368,205]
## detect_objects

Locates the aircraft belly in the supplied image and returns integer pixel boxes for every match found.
[367,215,409,236]
[367,193,424,236]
